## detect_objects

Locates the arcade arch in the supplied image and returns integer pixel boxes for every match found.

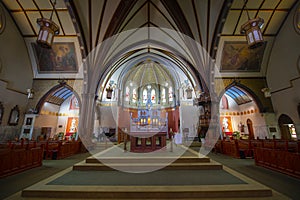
[219,85,268,140]
[33,84,81,140]
[278,114,297,140]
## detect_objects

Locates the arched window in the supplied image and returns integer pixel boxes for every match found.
[151,89,156,103]
[132,88,137,103]
[161,88,166,103]
[125,87,130,102]
[143,89,147,104]
[169,87,173,102]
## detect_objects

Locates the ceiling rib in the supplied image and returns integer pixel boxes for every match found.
[102,0,138,44]
[210,0,233,59]
[262,0,281,35]
[192,0,203,46]
[16,0,36,35]
[95,0,108,47]
[160,0,194,40]
[119,1,147,32]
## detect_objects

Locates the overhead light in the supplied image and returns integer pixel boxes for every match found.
[240,0,264,49]
[36,0,59,48]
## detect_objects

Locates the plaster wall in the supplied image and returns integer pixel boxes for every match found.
[0,4,33,129]
[267,1,300,137]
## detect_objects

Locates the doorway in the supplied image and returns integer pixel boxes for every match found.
[247,119,254,139]
[278,114,297,140]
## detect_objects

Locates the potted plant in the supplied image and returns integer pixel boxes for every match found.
[57,132,64,140]
[232,131,240,139]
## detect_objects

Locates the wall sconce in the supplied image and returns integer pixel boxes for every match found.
[36,0,59,48]
[240,0,264,49]
[27,89,34,99]
[261,87,271,98]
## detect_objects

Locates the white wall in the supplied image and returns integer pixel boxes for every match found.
[267,1,300,138]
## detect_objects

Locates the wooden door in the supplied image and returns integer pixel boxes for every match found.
[247,119,254,140]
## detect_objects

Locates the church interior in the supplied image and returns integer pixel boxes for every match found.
[0,0,300,199]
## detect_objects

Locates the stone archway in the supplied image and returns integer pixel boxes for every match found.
[34,83,81,140]
[278,114,294,140]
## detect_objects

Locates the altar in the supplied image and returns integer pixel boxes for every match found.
[130,130,167,152]
[129,108,168,152]
[127,87,169,152]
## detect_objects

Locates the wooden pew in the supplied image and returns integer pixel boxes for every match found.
[0,147,43,178]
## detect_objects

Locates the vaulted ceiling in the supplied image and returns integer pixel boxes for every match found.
[2,0,297,57]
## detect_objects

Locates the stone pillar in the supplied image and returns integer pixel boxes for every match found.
[77,92,96,150]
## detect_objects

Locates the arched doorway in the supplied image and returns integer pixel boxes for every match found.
[278,114,297,140]
[247,119,254,140]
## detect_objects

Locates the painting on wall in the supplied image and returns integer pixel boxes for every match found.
[66,117,78,135]
[25,37,83,79]
[69,95,79,110]
[220,116,233,133]
[220,41,266,72]
[31,42,78,73]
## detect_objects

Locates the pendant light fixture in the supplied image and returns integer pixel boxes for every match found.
[240,0,264,49]
[36,0,60,48]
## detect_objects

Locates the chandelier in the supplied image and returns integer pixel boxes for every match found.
[240,0,264,49]
[36,0,59,48]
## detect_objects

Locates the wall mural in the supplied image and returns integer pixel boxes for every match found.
[31,42,78,73]
[221,41,266,72]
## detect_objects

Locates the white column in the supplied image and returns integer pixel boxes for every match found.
[77,92,96,149]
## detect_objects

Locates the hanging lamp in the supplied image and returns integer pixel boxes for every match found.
[240,0,264,49]
[36,0,60,48]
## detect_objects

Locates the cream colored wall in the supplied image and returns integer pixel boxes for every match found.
[34,103,60,137]
[267,1,300,138]
[0,4,33,130]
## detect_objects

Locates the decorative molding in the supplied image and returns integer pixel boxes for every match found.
[271,76,300,94]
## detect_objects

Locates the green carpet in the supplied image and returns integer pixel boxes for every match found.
[48,169,246,186]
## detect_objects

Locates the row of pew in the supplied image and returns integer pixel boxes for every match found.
[0,140,83,178]
[215,139,300,178]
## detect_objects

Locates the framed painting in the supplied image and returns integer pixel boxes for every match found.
[220,41,266,72]
[32,42,77,73]
[8,105,19,126]
[25,37,83,79]
[220,116,233,133]
[69,95,79,110]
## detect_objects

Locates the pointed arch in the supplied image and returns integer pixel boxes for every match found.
[219,82,265,113]
[35,83,81,114]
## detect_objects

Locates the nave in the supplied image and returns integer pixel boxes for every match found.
[1,144,300,200]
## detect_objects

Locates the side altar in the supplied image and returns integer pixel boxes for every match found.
[129,108,168,152]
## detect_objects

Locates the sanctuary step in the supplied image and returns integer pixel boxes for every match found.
[73,160,223,171]
[20,145,276,199]
[84,155,211,164]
